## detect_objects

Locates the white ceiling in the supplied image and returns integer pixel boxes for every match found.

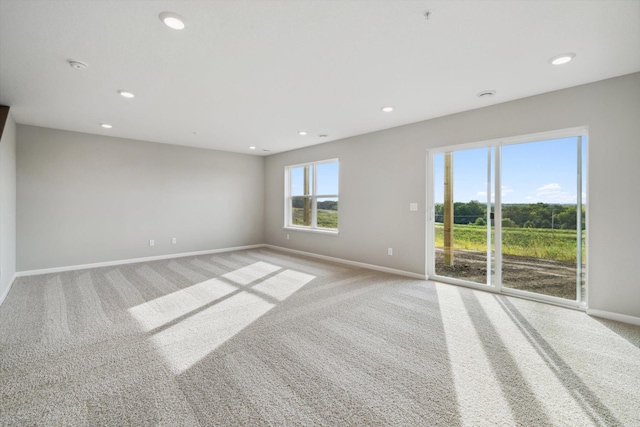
[1,1,639,156]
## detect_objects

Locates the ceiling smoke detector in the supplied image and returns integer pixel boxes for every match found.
[68,60,88,70]
[477,90,496,98]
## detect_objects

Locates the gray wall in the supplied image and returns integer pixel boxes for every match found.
[264,73,640,319]
[0,112,16,301]
[17,126,264,271]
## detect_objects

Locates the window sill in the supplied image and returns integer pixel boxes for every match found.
[283,226,339,236]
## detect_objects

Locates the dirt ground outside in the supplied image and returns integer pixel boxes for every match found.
[435,248,586,301]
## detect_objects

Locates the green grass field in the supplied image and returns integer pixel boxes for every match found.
[291,210,582,261]
[435,223,585,262]
[292,208,338,229]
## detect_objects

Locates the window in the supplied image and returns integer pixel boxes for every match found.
[285,159,339,232]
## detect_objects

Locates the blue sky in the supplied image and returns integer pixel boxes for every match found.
[434,137,587,204]
[291,161,339,196]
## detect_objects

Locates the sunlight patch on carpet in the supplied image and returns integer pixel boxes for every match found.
[129,262,315,374]
[222,261,281,285]
[128,278,237,332]
[253,269,314,301]
[436,283,516,426]
[437,282,609,426]
[478,294,595,422]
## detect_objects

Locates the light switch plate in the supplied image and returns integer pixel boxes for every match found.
[410,203,418,211]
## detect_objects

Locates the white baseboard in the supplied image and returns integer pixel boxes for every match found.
[14,243,426,281]
[587,308,640,326]
[10,244,640,327]
[264,244,426,280]
[0,274,17,307]
[15,244,267,277]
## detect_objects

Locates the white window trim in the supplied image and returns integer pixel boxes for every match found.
[284,158,339,234]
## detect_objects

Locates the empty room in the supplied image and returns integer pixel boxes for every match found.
[1,1,639,425]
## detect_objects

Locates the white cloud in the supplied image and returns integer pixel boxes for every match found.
[501,186,514,194]
[534,183,575,203]
[476,186,513,202]
[501,186,514,200]
[537,183,561,192]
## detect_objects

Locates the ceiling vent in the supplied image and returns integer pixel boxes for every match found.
[68,60,88,70]
[477,90,496,98]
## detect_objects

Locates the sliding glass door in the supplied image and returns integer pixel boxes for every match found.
[428,129,587,306]
[500,137,586,301]
[433,148,494,287]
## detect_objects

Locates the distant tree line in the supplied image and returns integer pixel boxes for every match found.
[435,201,585,230]
[292,198,338,210]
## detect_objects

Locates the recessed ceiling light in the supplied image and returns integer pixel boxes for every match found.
[118,90,135,98]
[549,53,576,65]
[477,90,496,98]
[249,146,256,150]
[68,60,87,70]
[101,123,113,129]
[381,107,394,112]
[298,131,308,136]
[159,12,186,30]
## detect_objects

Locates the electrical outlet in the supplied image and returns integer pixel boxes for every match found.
[172,237,177,244]
[388,248,393,256]
[149,239,155,247]
[410,203,418,211]
[286,234,290,240]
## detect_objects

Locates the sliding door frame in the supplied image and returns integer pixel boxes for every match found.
[426,126,589,310]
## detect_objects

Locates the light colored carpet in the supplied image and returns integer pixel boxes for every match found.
[1,248,639,426]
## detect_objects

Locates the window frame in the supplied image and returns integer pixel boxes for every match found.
[284,158,339,234]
